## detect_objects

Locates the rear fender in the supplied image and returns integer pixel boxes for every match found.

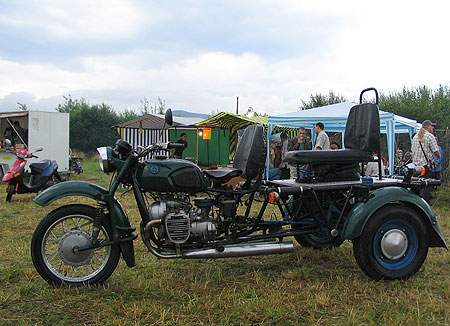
[342,187,447,248]
[42,160,58,177]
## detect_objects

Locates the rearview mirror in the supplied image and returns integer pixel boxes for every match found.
[35,147,43,152]
[165,109,173,126]
[4,139,11,147]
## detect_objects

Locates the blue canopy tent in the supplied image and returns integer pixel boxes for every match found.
[267,102,421,176]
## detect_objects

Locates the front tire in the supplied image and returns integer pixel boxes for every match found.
[353,204,429,280]
[31,204,120,286]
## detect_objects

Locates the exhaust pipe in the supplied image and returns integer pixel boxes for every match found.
[143,220,294,259]
[182,241,294,259]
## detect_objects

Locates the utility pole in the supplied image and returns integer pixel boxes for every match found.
[236,97,239,114]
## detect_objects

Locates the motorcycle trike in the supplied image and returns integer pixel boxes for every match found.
[30,89,447,286]
[2,139,62,202]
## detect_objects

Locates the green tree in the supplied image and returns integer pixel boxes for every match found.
[118,108,139,122]
[17,102,28,111]
[57,96,121,153]
[300,91,348,110]
[246,107,267,117]
[379,85,450,129]
[139,97,167,115]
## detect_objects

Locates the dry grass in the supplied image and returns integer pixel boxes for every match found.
[0,158,448,325]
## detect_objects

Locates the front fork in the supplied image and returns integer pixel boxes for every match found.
[91,203,107,244]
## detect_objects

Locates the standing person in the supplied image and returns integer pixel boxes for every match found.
[411,120,440,203]
[13,121,26,145]
[314,122,330,151]
[432,136,443,180]
[288,127,312,178]
[173,133,188,159]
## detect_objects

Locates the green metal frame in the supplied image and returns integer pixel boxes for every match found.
[342,186,447,248]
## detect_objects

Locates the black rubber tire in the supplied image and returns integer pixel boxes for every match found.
[353,204,429,280]
[31,204,120,286]
[6,186,14,202]
[290,198,344,249]
[294,231,344,249]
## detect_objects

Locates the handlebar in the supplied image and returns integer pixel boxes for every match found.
[137,142,183,158]
[167,142,185,150]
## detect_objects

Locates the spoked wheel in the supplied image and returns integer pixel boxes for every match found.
[353,204,429,280]
[31,204,120,286]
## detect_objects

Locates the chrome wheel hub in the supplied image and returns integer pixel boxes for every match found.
[380,229,408,260]
[58,230,94,266]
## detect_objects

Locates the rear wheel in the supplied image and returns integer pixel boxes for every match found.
[290,197,344,249]
[294,228,344,249]
[31,204,120,286]
[353,204,429,280]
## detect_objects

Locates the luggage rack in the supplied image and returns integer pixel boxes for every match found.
[264,176,441,192]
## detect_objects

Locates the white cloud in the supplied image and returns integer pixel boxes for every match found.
[1,1,450,115]
[0,0,147,40]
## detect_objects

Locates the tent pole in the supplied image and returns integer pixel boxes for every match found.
[196,127,199,164]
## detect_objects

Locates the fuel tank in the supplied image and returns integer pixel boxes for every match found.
[136,158,207,193]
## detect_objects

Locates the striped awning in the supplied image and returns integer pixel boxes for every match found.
[195,112,268,129]
[116,127,169,159]
[195,112,296,159]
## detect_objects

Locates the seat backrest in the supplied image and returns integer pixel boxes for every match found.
[233,124,266,179]
[344,103,380,152]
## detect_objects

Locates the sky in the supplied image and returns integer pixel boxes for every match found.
[1,0,450,115]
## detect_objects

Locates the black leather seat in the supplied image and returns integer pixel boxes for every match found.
[204,124,266,182]
[203,167,241,180]
[30,160,52,174]
[285,103,380,165]
[284,100,381,182]
[284,149,373,164]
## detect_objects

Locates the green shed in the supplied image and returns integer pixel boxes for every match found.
[169,128,230,166]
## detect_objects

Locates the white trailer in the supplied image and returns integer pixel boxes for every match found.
[0,111,69,176]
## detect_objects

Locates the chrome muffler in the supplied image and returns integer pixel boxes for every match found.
[182,241,294,259]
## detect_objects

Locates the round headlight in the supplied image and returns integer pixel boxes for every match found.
[97,147,110,173]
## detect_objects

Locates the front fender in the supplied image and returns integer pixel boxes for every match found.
[342,187,447,248]
[33,181,132,233]
[34,181,108,205]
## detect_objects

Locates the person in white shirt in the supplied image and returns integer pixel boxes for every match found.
[365,153,385,177]
[314,122,330,150]
[411,120,440,203]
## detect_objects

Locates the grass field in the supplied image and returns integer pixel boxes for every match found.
[0,157,449,325]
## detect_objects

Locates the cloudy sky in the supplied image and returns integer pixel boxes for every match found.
[1,0,449,115]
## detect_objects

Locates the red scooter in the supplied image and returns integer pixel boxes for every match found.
[2,139,62,202]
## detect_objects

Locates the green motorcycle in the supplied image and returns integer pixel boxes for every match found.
[30,91,447,286]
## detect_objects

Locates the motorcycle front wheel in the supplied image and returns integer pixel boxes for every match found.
[31,204,120,286]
